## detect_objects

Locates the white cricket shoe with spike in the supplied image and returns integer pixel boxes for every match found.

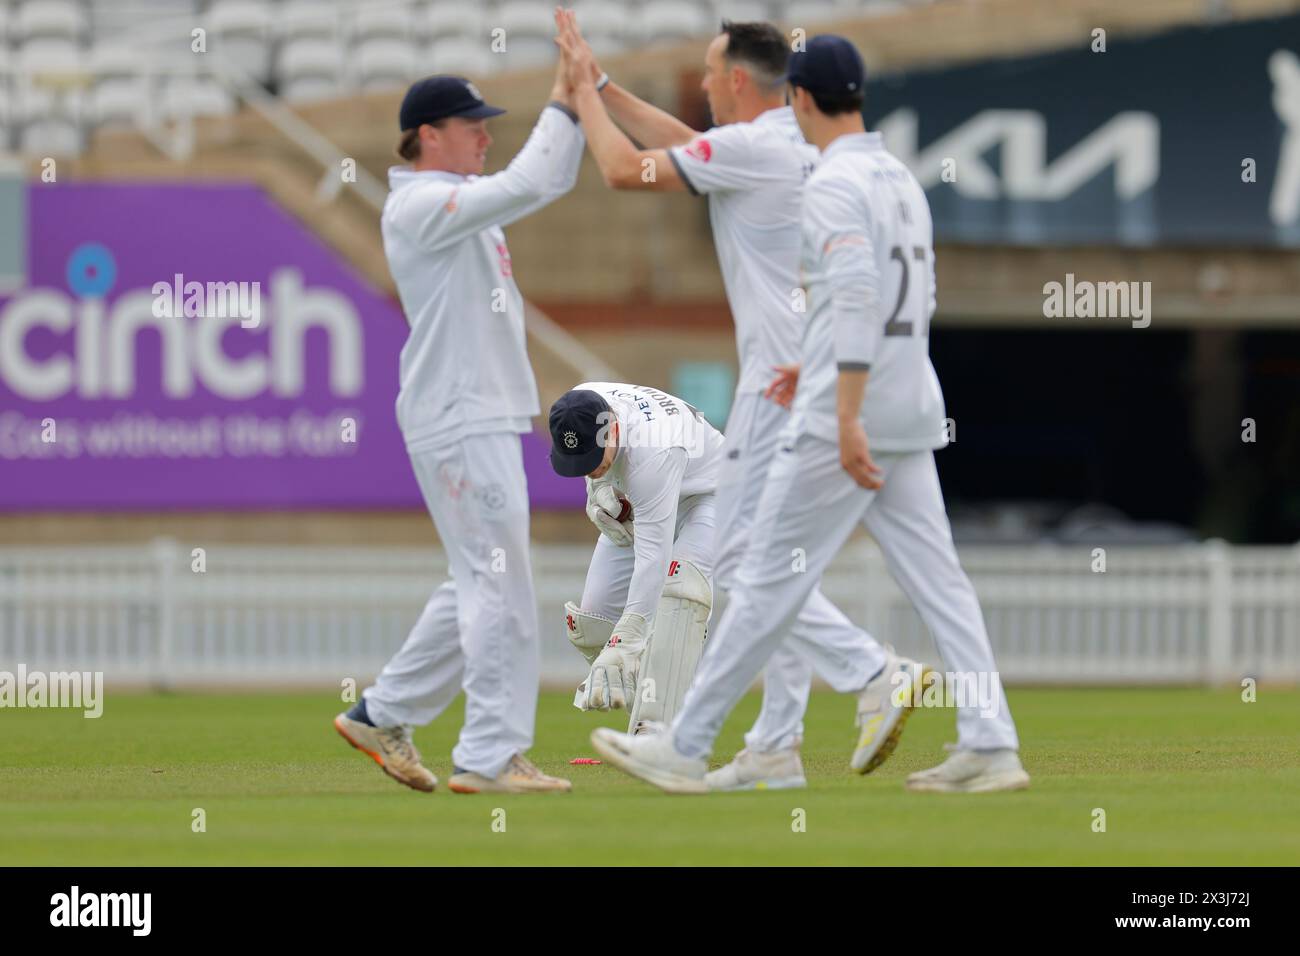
[705,745,807,791]
[590,726,708,794]
[448,754,572,794]
[334,712,437,793]
[906,744,1030,793]
[852,650,929,774]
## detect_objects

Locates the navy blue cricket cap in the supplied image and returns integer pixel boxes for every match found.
[785,35,867,97]
[399,75,506,130]
[549,390,613,477]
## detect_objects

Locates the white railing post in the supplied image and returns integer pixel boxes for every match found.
[1204,538,1233,686]
[152,537,180,689]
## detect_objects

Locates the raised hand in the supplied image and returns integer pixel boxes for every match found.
[554,7,600,90]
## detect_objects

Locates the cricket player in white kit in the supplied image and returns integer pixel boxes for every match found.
[555,12,915,789]
[334,69,583,794]
[591,36,1030,795]
[549,384,725,734]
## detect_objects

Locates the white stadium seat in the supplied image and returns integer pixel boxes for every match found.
[87,0,197,37]
[12,84,58,125]
[424,0,484,41]
[425,38,498,79]
[569,1,629,42]
[355,37,418,90]
[353,0,418,44]
[276,37,345,85]
[280,76,345,103]
[160,77,237,119]
[90,77,152,126]
[497,1,557,42]
[207,0,274,81]
[22,118,83,156]
[16,37,85,74]
[13,0,90,42]
[489,3,560,72]
[89,42,145,79]
[497,35,557,72]
[207,0,272,34]
[637,1,713,44]
[277,0,346,41]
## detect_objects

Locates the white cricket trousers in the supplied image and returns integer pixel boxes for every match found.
[363,431,539,778]
[674,431,1021,760]
[715,393,887,752]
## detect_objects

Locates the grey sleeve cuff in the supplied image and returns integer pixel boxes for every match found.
[546,101,579,124]
[667,149,700,196]
[837,362,872,372]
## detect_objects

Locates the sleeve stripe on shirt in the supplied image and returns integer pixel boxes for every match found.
[667,149,700,196]
[837,362,872,372]
[546,101,579,124]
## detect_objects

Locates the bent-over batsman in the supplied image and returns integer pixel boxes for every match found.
[549,383,725,735]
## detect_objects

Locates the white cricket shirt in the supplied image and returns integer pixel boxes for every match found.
[382,104,585,450]
[790,131,948,452]
[668,107,818,395]
[574,381,724,622]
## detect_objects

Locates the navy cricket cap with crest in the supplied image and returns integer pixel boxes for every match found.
[549,390,612,477]
[399,75,506,130]
[785,35,867,97]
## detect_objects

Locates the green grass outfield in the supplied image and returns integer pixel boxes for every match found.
[2,687,1297,865]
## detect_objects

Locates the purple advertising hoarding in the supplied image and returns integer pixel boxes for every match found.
[0,182,583,511]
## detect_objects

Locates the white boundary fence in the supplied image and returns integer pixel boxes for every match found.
[1,539,1297,687]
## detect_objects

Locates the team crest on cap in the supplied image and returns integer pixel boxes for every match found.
[464,80,484,102]
[563,430,579,450]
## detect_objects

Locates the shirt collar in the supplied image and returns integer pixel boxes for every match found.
[821,130,884,160]
[388,166,471,189]
[753,105,796,129]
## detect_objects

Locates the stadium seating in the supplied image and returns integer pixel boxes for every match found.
[355,36,419,91]
[0,0,941,158]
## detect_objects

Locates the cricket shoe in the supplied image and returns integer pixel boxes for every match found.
[905,744,1030,793]
[590,726,708,794]
[852,650,930,774]
[448,754,572,794]
[705,744,807,792]
[333,712,437,792]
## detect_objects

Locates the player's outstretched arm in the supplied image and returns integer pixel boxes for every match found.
[600,82,700,149]
[397,100,584,251]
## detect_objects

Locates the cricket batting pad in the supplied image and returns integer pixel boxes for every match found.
[564,601,616,665]
[629,558,712,731]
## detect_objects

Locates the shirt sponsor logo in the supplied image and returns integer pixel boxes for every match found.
[685,139,712,162]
